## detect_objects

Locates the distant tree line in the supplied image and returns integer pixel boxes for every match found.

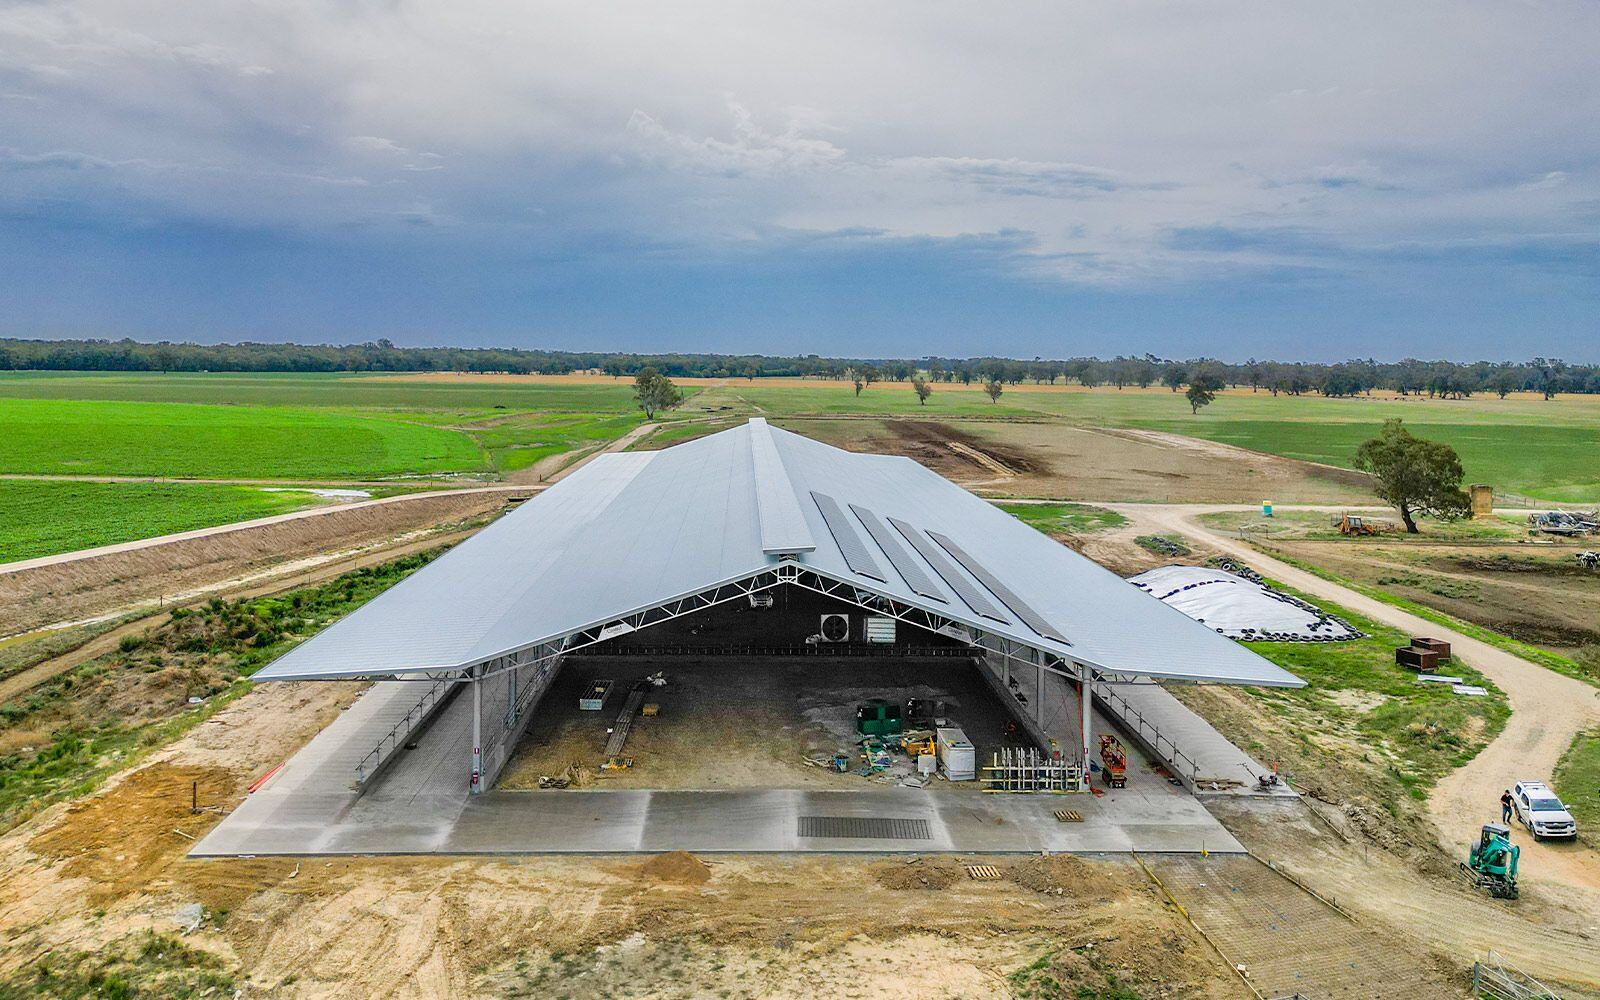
[0,338,1595,399]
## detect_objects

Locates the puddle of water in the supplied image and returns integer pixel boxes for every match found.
[260,487,372,499]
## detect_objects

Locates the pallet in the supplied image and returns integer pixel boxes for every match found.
[1054,809,1084,823]
[966,865,1002,881]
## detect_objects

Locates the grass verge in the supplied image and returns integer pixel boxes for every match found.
[1553,729,1600,849]
[998,502,1128,535]
[1241,583,1510,799]
[0,930,233,999]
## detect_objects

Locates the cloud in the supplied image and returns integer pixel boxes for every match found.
[346,136,408,155]
[0,0,1596,335]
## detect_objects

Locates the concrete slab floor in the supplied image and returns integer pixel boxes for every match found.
[194,658,1248,858]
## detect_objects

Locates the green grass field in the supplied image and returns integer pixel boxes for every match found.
[0,481,324,563]
[997,502,1127,535]
[0,398,487,479]
[1136,418,1600,503]
[1553,729,1600,845]
[1,371,1594,564]
[0,370,646,413]
[0,376,681,561]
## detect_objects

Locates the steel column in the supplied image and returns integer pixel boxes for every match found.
[1034,659,1044,725]
[1078,661,1093,790]
[470,668,483,794]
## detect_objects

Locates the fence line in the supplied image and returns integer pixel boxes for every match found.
[354,678,457,785]
[1093,682,1200,786]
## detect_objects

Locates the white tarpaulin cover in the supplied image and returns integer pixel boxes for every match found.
[1129,565,1363,643]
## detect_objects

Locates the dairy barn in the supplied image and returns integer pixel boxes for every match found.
[194,419,1301,857]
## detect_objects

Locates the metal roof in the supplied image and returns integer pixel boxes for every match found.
[254,419,1303,688]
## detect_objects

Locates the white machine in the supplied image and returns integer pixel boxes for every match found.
[936,726,975,781]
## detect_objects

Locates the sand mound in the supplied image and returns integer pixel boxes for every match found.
[636,851,711,886]
[873,857,961,891]
[1006,855,1115,898]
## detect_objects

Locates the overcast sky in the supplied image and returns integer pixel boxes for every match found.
[1,2,1596,361]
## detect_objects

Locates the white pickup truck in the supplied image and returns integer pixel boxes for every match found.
[1512,780,1578,841]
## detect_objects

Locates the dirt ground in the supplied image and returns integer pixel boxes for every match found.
[774,416,1372,504]
[499,655,1031,791]
[1265,538,1600,658]
[0,672,1238,999]
[1116,505,1600,902]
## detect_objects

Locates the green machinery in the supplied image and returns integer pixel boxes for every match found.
[855,699,903,737]
[1461,822,1520,899]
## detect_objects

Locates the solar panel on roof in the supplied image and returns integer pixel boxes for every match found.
[848,503,948,603]
[810,492,887,582]
[887,516,1009,623]
[927,531,1071,645]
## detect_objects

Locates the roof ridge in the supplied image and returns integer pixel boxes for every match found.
[747,418,816,555]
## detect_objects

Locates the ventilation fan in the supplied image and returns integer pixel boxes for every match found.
[819,614,851,642]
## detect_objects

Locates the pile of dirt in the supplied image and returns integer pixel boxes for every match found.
[878,420,1043,477]
[1009,918,1226,1000]
[873,856,961,891]
[635,851,711,886]
[1006,854,1118,899]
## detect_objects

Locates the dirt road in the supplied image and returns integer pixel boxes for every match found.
[1112,502,1600,892]
[0,526,478,708]
[0,484,527,577]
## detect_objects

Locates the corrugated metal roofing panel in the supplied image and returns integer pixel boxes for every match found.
[748,417,816,554]
[253,419,1303,689]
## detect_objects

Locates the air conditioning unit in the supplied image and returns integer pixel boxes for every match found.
[818,614,851,642]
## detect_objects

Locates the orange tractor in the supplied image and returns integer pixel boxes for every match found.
[1098,734,1128,788]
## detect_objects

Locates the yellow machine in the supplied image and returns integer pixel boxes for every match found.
[1337,514,1375,536]
[899,731,936,758]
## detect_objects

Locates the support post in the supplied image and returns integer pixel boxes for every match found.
[1034,658,1044,726]
[1078,662,1093,791]
[507,656,518,724]
[470,667,483,794]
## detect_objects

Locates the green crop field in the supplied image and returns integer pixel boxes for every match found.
[1,370,1594,564]
[0,375,682,561]
[0,480,323,563]
[1134,418,1600,504]
[0,398,488,479]
[0,371,647,413]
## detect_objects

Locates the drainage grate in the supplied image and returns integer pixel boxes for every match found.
[1054,809,1084,823]
[966,865,1002,880]
[797,816,931,840]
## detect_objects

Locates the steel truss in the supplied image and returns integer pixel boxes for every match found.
[335,564,1114,793]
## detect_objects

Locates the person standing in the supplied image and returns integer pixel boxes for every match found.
[1500,789,1513,824]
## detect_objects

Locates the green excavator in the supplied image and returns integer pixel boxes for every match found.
[1461,822,1519,899]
